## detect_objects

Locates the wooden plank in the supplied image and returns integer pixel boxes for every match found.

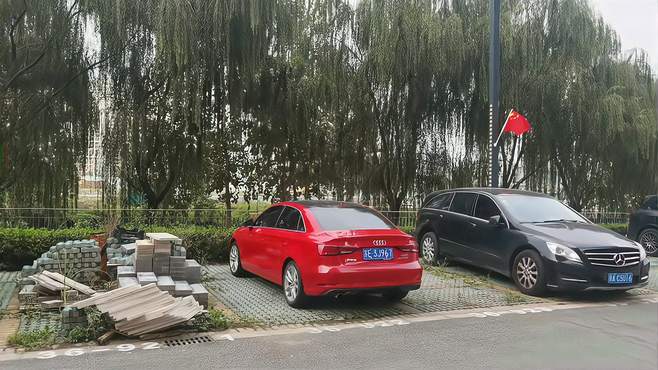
[41,271,96,295]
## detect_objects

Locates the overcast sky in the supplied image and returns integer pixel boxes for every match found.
[589,0,658,70]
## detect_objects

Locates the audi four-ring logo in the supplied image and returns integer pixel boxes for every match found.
[613,253,626,266]
[373,240,387,246]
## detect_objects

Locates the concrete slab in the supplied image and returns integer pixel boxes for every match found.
[174,280,193,296]
[137,272,158,286]
[157,276,175,291]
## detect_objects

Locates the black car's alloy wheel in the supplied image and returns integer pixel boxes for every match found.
[512,250,546,296]
[420,232,440,265]
[639,228,658,256]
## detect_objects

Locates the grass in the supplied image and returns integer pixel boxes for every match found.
[208,308,230,330]
[423,262,531,304]
[7,327,56,350]
[503,290,530,304]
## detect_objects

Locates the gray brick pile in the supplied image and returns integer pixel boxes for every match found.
[21,240,101,277]
[61,307,87,331]
[112,233,208,307]
[21,240,101,282]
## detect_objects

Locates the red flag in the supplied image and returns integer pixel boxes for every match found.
[502,109,532,136]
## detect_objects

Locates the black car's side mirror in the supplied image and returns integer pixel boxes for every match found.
[243,218,255,227]
[488,215,504,227]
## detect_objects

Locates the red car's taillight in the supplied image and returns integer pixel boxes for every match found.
[317,244,357,256]
[399,239,419,253]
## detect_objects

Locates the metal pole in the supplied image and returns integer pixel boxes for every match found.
[489,0,501,188]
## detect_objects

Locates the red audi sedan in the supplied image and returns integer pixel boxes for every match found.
[229,201,422,307]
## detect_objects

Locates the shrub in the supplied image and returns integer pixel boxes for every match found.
[399,226,415,235]
[0,226,234,270]
[0,227,100,270]
[8,327,55,350]
[65,307,113,343]
[600,223,628,235]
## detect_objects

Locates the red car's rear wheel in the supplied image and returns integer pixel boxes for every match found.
[283,261,308,308]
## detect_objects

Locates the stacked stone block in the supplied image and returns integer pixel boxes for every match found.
[134,240,154,272]
[61,307,87,331]
[21,240,100,281]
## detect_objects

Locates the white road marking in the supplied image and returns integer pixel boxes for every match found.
[4,294,656,363]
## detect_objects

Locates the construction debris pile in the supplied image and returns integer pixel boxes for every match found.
[19,270,96,309]
[15,231,213,340]
[70,283,203,337]
[115,233,208,307]
[21,239,101,282]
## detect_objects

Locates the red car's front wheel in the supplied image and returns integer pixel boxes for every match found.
[283,261,308,308]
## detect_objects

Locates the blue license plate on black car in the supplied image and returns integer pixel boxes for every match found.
[363,247,393,261]
[607,272,633,284]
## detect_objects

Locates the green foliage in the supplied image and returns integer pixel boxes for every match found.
[0,226,233,270]
[1,0,656,213]
[399,226,415,235]
[0,0,98,208]
[7,327,55,350]
[600,223,628,235]
[192,307,231,332]
[208,308,230,330]
[65,308,113,343]
[65,326,90,343]
[0,227,100,270]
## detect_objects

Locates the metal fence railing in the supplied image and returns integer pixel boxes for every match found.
[580,211,629,225]
[0,207,627,230]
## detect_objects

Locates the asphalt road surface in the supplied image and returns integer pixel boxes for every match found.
[2,302,657,370]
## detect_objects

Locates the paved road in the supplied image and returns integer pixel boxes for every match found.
[2,303,657,369]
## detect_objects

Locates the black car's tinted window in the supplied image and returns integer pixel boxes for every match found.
[496,194,588,223]
[308,206,394,231]
[643,196,658,210]
[276,207,305,231]
[450,193,477,216]
[426,193,453,210]
[255,206,284,227]
[474,195,501,220]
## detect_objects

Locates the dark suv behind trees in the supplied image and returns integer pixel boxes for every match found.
[628,195,658,256]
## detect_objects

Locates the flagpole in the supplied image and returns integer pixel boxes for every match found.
[489,0,501,188]
[494,109,513,147]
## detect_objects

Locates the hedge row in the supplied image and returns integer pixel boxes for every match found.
[0,226,235,271]
[0,223,629,270]
[0,227,101,271]
[599,223,628,235]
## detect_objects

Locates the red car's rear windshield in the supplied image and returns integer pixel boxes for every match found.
[307,206,395,231]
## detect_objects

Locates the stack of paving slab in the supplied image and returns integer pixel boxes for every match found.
[134,240,154,272]
[70,283,203,337]
[115,233,207,307]
[21,239,101,282]
[19,271,95,309]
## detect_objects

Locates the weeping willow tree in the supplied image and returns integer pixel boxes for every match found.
[491,0,657,210]
[0,0,97,207]
[83,0,293,209]
[18,0,651,213]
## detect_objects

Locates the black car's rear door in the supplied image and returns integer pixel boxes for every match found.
[443,192,479,261]
[419,192,455,254]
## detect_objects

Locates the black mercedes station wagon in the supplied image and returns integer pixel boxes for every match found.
[414,188,650,296]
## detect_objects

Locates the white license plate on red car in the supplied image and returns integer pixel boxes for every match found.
[363,247,393,261]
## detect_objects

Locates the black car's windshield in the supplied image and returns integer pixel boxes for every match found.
[495,194,588,224]
[308,206,395,231]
